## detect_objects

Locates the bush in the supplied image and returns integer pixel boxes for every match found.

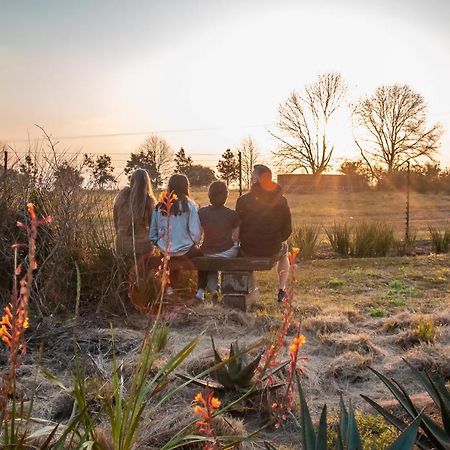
[428,225,450,253]
[288,223,321,259]
[325,222,351,256]
[352,222,394,257]
[0,147,134,315]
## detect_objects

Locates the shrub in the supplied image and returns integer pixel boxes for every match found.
[325,222,351,256]
[351,221,394,257]
[428,225,450,253]
[288,224,321,259]
[0,146,136,315]
[414,316,435,343]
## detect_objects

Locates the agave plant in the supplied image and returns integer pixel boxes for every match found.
[362,362,450,450]
[265,374,421,450]
[210,337,264,389]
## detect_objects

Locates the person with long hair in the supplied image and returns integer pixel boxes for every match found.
[150,174,207,299]
[113,169,156,257]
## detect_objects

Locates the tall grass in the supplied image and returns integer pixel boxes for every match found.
[325,221,394,257]
[352,222,394,257]
[428,226,450,253]
[288,224,321,259]
[325,223,351,256]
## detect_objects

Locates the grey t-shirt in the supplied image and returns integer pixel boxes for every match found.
[198,205,239,255]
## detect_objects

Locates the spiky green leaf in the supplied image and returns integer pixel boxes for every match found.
[387,414,422,450]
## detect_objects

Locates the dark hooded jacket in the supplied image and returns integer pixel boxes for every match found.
[236,182,292,257]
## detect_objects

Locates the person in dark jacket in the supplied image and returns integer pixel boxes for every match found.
[236,164,292,302]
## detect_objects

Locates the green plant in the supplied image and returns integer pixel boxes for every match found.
[429,226,450,253]
[289,374,420,450]
[326,222,351,256]
[328,277,344,288]
[288,224,321,259]
[210,338,263,389]
[355,411,399,449]
[415,317,435,343]
[362,362,450,449]
[387,280,416,297]
[352,222,394,257]
[370,308,386,318]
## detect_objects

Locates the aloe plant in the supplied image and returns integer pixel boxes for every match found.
[210,337,263,389]
[362,362,450,449]
[263,374,421,450]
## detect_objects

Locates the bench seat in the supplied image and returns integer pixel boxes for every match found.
[147,255,277,272]
[189,256,277,271]
[145,255,277,311]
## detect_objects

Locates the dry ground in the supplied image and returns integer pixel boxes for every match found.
[20,253,450,449]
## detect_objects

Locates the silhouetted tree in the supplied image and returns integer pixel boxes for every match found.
[237,136,260,189]
[353,84,442,178]
[174,147,193,174]
[53,163,84,189]
[84,154,116,189]
[217,149,239,187]
[184,164,216,187]
[271,72,347,174]
[125,134,174,188]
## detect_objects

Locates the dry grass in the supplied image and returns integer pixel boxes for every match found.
[319,332,385,356]
[326,351,373,382]
[402,342,450,379]
[302,314,351,335]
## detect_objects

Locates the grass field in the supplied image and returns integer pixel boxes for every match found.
[7,189,450,448]
[191,189,450,238]
[22,252,450,448]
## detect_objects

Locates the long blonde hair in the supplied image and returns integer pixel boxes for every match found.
[116,169,156,232]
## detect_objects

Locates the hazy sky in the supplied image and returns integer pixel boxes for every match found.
[1,0,450,179]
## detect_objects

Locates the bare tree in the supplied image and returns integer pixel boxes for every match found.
[270,72,347,174]
[237,136,260,189]
[353,84,442,177]
[125,134,174,188]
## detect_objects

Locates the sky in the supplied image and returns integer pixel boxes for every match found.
[1,0,450,181]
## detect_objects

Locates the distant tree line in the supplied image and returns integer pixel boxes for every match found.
[3,72,446,192]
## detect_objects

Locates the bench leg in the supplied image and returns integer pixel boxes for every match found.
[221,272,259,312]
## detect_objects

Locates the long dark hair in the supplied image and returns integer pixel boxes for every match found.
[158,174,191,215]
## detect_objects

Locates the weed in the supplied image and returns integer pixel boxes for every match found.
[414,316,435,343]
[352,222,394,257]
[288,224,321,259]
[428,225,450,253]
[370,308,386,318]
[386,280,416,297]
[328,277,344,288]
[388,299,406,307]
[325,222,351,256]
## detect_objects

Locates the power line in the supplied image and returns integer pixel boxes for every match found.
[5,123,273,143]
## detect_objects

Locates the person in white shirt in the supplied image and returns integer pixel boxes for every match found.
[150,174,206,299]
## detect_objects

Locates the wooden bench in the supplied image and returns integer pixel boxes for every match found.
[161,256,277,311]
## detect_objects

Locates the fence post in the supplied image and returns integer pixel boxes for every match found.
[238,151,242,196]
[3,145,7,173]
[405,161,410,241]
